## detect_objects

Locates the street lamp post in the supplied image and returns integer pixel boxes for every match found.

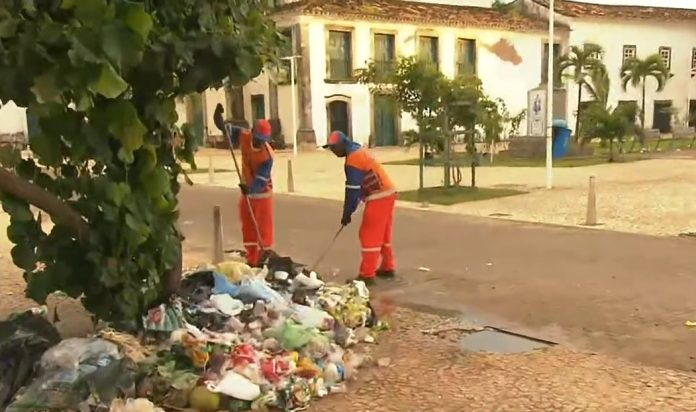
[281,55,302,157]
[545,0,555,189]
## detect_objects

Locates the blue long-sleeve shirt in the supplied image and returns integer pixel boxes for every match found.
[343,164,365,220]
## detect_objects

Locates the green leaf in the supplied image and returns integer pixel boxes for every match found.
[117,1,153,40]
[102,22,145,70]
[31,73,61,104]
[25,271,55,303]
[89,62,129,98]
[0,17,18,39]
[140,168,170,198]
[146,99,178,126]
[30,133,63,167]
[105,100,146,152]
[11,243,37,271]
[106,182,130,206]
[1,196,33,222]
[0,146,21,168]
[22,0,37,15]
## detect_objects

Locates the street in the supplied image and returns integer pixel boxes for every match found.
[179,185,696,372]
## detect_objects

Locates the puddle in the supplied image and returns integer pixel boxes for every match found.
[459,329,552,354]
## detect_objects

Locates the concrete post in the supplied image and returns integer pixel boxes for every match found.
[585,175,597,226]
[287,158,295,193]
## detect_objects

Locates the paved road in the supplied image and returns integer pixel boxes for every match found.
[179,185,696,371]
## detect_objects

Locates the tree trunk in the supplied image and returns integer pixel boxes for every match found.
[0,168,89,242]
[575,83,582,143]
[418,132,425,203]
[471,163,476,188]
[640,79,647,131]
[608,138,614,162]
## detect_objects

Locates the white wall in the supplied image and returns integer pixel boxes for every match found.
[566,19,696,129]
[299,16,557,146]
[0,101,28,136]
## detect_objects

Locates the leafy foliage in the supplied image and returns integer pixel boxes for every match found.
[0,0,281,321]
[559,43,604,141]
[357,56,524,188]
[584,62,637,161]
[620,54,672,130]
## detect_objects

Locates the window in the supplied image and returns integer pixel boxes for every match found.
[373,33,396,79]
[622,45,636,63]
[691,48,696,77]
[251,95,265,120]
[418,36,439,69]
[541,42,561,86]
[659,46,671,70]
[455,38,477,76]
[327,30,353,81]
[277,28,295,85]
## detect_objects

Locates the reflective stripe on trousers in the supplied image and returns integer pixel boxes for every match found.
[359,193,397,277]
[239,195,274,266]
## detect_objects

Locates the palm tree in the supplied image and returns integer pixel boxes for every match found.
[620,54,671,133]
[584,63,637,162]
[559,43,604,141]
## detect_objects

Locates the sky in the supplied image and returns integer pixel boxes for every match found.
[579,0,696,8]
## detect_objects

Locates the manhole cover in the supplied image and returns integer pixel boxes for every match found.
[459,329,552,354]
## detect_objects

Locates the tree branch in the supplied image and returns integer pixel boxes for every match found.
[0,167,90,243]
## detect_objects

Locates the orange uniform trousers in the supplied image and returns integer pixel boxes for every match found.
[239,195,273,266]
[358,193,396,278]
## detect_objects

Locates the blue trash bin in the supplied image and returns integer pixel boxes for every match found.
[552,120,572,159]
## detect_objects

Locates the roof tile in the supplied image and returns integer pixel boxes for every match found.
[275,0,567,31]
[533,0,696,21]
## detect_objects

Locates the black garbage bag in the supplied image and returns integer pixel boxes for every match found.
[5,338,135,411]
[0,309,61,408]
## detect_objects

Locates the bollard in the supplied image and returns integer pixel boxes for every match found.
[585,176,597,226]
[208,156,215,184]
[213,205,224,264]
[287,158,295,193]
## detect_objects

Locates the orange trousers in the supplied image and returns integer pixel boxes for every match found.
[239,196,273,266]
[358,193,396,278]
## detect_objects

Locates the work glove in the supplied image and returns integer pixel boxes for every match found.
[238,184,249,195]
[340,215,351,226]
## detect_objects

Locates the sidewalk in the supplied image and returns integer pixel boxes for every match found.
[312,308,696,411]
[188,148,696,236]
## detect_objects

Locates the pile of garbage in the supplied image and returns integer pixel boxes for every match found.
[1,252,387,411]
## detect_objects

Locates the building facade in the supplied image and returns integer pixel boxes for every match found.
[523,0,696,132]
[224,0,569,148]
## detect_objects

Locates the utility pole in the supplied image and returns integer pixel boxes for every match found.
[545,0,555,189]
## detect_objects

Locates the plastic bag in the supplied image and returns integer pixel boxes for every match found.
[7,339,130,411]
[211,272,240,296]
[206,370,260,401]
[0,308,61,408]
[237,278,289,310]
[209,294,244,316]
[290,304,334,330]
[263,321,324,351]
[216,261,254,283]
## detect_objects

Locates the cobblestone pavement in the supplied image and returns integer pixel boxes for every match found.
[191,148,696,236]
[312,309,696,412]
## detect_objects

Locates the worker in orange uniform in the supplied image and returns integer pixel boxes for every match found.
[324,131,397,285]
[214,104,274,267]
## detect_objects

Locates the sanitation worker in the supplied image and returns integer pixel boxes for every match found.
[324,130,397,285]
[213,103,274,267]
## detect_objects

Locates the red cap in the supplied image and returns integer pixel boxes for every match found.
[253,119,272,141]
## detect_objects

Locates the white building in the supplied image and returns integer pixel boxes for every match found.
[522,0,696,133]
[218,0,570,148]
